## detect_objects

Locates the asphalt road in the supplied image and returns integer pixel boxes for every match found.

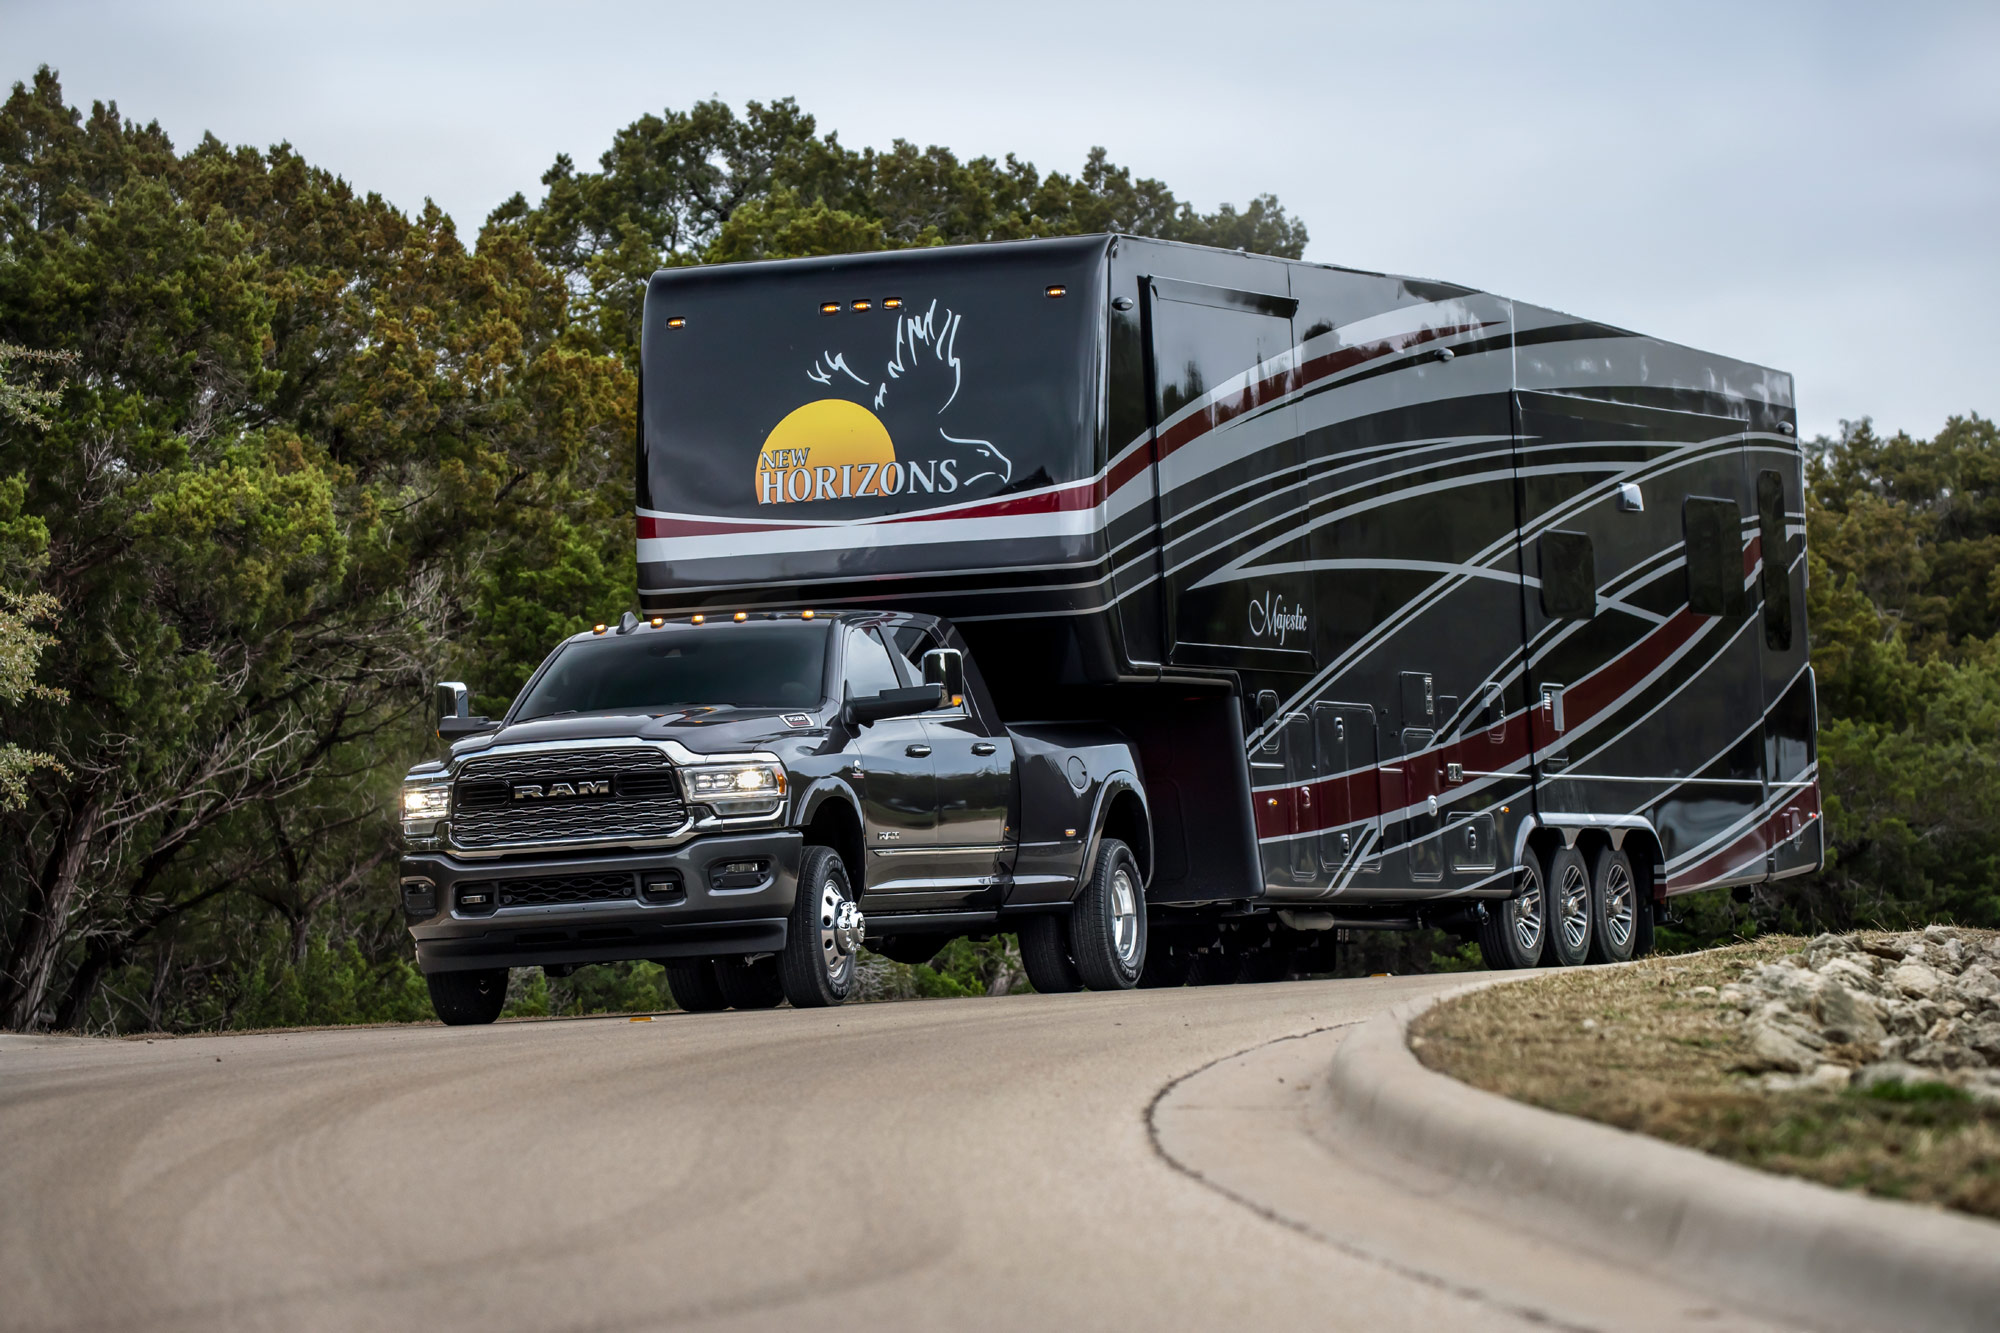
[0,976,1795,1333]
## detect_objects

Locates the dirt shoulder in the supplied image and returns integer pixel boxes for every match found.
[1410,929,2000,1220]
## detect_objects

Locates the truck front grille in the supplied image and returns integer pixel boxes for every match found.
[450,748,689,851]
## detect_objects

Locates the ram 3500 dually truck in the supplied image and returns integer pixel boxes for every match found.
[398,610,1150,1023]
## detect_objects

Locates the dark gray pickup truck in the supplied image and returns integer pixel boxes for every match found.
[398,610,1151,1023]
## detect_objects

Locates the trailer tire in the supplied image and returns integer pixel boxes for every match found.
[780,845,861,1008]
[1477,848,1549,970]
[1585,846,1640,964]
[1070,838,1146,991]
[714,955,787,1009]
[664,960,728,1012]
[1542,845,1594,967]
[1018,914,1083,993]
[426,967,509,1026]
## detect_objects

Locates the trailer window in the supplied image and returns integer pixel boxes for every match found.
[1538,531,1596,620]
[1756,471,1793,650]
[1684,497,1745,617]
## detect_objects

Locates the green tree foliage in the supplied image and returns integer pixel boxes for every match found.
[0,72,1309,1031]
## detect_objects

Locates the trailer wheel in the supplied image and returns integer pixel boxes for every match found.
[1070,838,1146,991]
[779,845,862,1008]
[664,960,728,1012]
[714,955,787,1009]
[1018,914,1083,993]
[426,967,509,1025]
[1542,845,1594,967]
[1585,846,1639,964]
[1477,848,1549,970]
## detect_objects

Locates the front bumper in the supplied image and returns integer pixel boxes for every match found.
[401,831,801,975]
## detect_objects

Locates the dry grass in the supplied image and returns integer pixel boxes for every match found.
[1411,937,2000,1220]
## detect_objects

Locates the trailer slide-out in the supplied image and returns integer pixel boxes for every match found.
[630,233,1820,978]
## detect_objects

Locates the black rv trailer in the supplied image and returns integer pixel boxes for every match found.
[635,234,1822,973]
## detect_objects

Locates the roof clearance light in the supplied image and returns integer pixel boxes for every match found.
[649,616,665,628]
[690,614,705,624]
[851,299,871,312]
[1046,284,1067,298]
[883,297,903,309]
[592,623,608,635]
[820,302,840,315]
[733,611,748,622]
[800,609,814,619]
[666,316,686,329]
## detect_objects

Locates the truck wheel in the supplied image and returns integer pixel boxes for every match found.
[1477,849,1548,970]
[714,956,787,1009]
[427,968,509,1026]
[1018,915,1083,993]
[664,960,728,1012]
[779,845,861,1008]
[1070,838,1146,991]
[1542,845,1593,967]
[1585,846,1639,964]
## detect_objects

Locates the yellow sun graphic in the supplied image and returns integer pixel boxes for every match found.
[756,398,901,504]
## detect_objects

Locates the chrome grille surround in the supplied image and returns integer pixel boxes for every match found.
[449,746,689,853]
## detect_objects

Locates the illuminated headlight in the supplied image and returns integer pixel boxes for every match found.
[683,763,786,816]
[402,783,452,819]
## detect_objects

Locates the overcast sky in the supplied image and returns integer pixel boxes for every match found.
[7,0,1995,440]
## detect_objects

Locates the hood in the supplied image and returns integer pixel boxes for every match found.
[448,704,829,762]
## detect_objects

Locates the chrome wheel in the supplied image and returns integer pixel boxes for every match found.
[1557,860,1591,956]
[1512,866,1545,957]
[1602,862,1635,952]
[817,881,862,985]
[1109,866,1140,967]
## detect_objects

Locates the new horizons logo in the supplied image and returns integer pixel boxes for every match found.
[1248,591,1309,647]
[754,300,1011,506]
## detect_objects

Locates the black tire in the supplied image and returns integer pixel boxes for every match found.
[664,959,728,1012]
[1477,847,1549,970]
[1542,844,1593,967]
[870,934,945,967]
[1585,846,1640,964]
[1018,914,1083,993]
[426,968,509,1026]
[714,955,787,1009]
[1070,838,1147,991]
[778,845,861,1008]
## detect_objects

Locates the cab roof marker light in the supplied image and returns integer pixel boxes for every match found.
[800,609,814,619]
[850,299,871,311]
[819,302,840,315]
[1046,284,1067,298]
[592,623,608,635]
[666,316,686,329]
[690,614,705,624]
[882,297,903,309]
[649,616,665,628]
[733,611,748,622]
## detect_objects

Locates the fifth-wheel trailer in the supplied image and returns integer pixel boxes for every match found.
[634,232,1822,978]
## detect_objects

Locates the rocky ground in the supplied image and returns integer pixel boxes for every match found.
[1718,925,2000,1098]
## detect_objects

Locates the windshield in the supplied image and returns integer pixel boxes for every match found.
[640,241,1104,521]
[512,623,830,721]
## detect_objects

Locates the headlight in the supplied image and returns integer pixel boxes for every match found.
[682,763,786,817]
[402,783,452,819]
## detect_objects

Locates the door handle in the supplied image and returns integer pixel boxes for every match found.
[971,742,996,756]
[906,744,932,758]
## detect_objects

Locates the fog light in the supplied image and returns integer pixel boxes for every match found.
[709,859,771,891]
[640,871,686,905]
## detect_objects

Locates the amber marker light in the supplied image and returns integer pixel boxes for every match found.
[819,302,840,315]
[800,609,815,619]
[592,623,608,635]
[883,297,903,310]
[733,611,748,622]
[690,614,705,624]
[1046,284,1067,298]
[649,616,664,628]
[666,316,686,329]
[850,299,871,311]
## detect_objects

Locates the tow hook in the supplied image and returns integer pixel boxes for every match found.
[834,901,866,956]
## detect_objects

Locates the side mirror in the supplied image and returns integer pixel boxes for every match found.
[843,684,948,728]
[921,648,965,705]
[435,680,498,739]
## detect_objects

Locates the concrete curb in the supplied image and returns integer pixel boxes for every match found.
[1324,985,2000,1333]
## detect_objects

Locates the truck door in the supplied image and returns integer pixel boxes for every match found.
[1143,277,1311,675]
[888,624,1012,899]
[844,626,938,894]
